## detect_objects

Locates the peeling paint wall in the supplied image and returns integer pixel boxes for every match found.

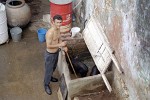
[74,0,150,100]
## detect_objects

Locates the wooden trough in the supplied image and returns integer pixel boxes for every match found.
[57,16,122,100]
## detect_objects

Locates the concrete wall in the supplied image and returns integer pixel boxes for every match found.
[74,0,150,100]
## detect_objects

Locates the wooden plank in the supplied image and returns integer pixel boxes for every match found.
[111,54,122,73]
[87,31,101,49]
[93,16,110,44]
[83,16,118,92]
[88,17,122,74]
[101,74,112,92]
[97,57,111,72]
[95,17,122,73]
[83,21,111,72]
[102,58,112,74]
[102,49,110,62]
[87,20,103,47]
[84,32,100,55]
[99,44,105,54]
[90,17,114,54]
[92,55,112,92]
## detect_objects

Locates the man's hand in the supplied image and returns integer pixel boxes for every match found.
[60,41,67,47]
[63,46,68,52]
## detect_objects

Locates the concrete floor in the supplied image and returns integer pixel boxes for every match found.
[0,27,60,100]
[0,0,59,100]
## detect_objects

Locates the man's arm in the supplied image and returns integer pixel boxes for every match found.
[58,34,68,52]
[46,30,66,49]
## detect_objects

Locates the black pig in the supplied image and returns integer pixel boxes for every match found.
[90,65,100,76]
[66,56,88,77]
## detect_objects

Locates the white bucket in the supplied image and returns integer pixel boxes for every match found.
[0,3,8,44]
[10,27,22,42]
[71,27,80,38]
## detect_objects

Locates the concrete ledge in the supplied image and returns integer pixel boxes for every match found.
[68,72,113,98]
[57,51,113,99]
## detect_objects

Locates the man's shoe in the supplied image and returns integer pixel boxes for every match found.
[51,77,58,82]
[44,85,52,95]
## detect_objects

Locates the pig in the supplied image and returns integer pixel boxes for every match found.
[90,65,100,76]
[66,55,88,77]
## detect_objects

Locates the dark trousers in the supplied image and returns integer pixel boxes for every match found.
[44,49,60,86]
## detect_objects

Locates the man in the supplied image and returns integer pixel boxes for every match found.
[44,15,68,95]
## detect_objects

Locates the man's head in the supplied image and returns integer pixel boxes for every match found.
[52,15,62,29]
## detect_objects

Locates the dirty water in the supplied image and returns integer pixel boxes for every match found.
[76,89,118,100]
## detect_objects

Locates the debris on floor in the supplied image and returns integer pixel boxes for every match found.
[73,90,118,100]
